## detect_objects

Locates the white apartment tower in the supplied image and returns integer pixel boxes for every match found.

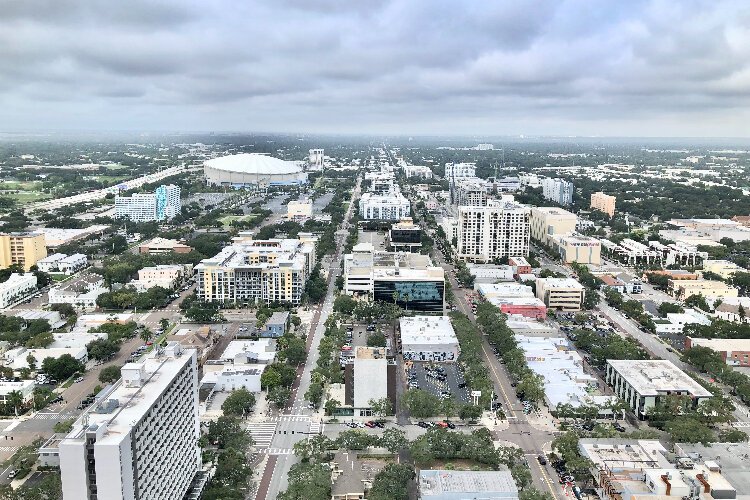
[541,178,574,206]
[444,162,476,179]
[115,184,181,222]
[456,200,530,263]
[59,342,200,500]
[309,148,324,168]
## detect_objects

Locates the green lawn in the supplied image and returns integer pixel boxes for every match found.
[218,214,257,227]
[1,192,52,202]
[0,181,44,190]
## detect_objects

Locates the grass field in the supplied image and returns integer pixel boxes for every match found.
[1,191,52,202]
[0,181,45,190]
[218,214,257,227]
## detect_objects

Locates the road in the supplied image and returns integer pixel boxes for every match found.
[429,246,562,499]
[256,178,361,499]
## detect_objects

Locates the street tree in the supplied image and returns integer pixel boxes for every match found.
[221,389,256,417]
[98,365,122,384]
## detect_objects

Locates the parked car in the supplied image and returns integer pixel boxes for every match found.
[613,422,626,432]
[444,421,456,429]
[538,454,547,465]
[417,421,429,428]
[74,377,84,383]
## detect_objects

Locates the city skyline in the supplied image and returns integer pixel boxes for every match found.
[2,0,750,137]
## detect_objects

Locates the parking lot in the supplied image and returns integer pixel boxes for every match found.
[405,362,470,405]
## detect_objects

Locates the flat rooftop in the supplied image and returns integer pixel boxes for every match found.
[687,337,750,353]
[607,359,712,397]
[61,343,195,447]
[537,277,585,290]
[419,470,518,499]
[400,316,457,345]
[476,283,534,298]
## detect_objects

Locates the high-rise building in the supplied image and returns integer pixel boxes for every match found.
[0,232,47,271]
[444,162,476,179]
[308,148,324,168]
[456,200,530,263]
[115,184,181,222]
[59,342,200,500]
[195,234,318,305]
[541,178,574,206]
[590,191,616,217]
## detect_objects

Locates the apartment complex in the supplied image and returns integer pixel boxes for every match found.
[0,273,37,308]
[590,191,616,217]
[359,191,410,220]
[529,207,578,247]
[343,243,445,312]
[115,184,181,222]
[541,178,574,206]
[605,359,712,419]
[195,234,317,305]
[668,279,738,301]
[536,277,585,311]
[0,232,47,271]
[456,200,530,263]
[453,178,489,206]
[444,162,476,179]
[59,342,201,500]
[36,253,87,274]
[702,259,747,279]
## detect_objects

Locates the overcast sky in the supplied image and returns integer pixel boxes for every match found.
[2,0,749,137]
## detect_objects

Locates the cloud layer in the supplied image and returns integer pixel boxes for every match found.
[2,0,749,136]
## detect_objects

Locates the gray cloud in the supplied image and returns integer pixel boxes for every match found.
[0,0,749,136]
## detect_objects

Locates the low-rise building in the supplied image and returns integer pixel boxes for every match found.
[286,200,313,221]
[535,277,585,311]
[138,237,192,255]
[0,380,35,405]
[713,296,750,323]
[260,311,290,338]
[358,191,410,220]
[344,346,396,417]
[330,451,386,500]
[131,264,185,291]
[654,310,710,335]
[11,309,66,329]
[419,470,519,500]
[4,346,88,370]
[50,331,108,349]
[685,337,750,367]
[605,359,713,419]
[0,273,37,308]
[702,259,748,279]
[508,256,532,276]
[400,316,459,362]
[467,264,514,283]
[668,279,738,301]
[599,273,643,294]
[549,233,601,265]
[48,275,107,311]
[36,253,87,274]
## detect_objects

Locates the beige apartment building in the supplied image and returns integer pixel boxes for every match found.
[529,207,578,247]
[669,279,738,301]
[536,277,585,311]
[549,233,602,265]
[590,192,616,217]
[0,232,47,271]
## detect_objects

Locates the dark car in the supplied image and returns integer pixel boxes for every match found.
[417,421,429,428]
[538,454,547,465]
[445,421,456,429]
[613,422,626,432]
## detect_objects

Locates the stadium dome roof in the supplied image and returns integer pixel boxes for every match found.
[204,153,302,175]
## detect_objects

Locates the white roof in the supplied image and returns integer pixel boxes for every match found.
[607,359,712,397]
[400,316,457,346]
[204,153,301,175]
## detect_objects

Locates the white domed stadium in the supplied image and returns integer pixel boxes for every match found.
[203,153,307,188]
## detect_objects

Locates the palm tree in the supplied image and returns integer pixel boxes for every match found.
[7,391,23,417]
[139,328,153,344]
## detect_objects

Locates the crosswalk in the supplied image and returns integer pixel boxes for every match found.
[264,448,293,455]
[309,420,323,435]
[0,446,18,452]
[32,412,76,421]
[734,421,750,428]
[248,422,278,448]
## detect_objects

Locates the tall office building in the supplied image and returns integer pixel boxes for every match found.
[529,207,578,246]
[308,148,324,168]
[115,184,181,222]
[456,200,530,263]
[541,178,574,206]
[0,232,47,271]
[59,342,200,500]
